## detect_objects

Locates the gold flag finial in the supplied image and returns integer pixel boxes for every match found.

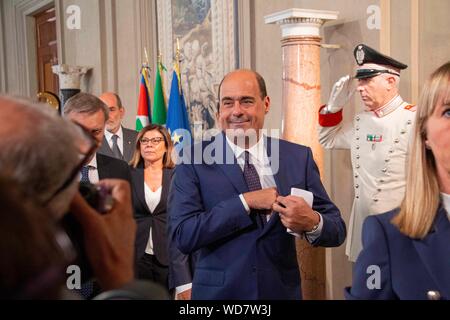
[174,38,182,92]
[176,38,181,65]
[144,47,150,67]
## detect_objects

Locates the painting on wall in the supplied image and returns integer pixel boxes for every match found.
[157,0,237,140]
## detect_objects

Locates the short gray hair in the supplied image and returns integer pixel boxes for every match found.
[0,96,80,216]
[63,92,109,122]
[111,93,123,109]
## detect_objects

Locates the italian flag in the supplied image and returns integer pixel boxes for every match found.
[152,62,167,125]
[136,67,152,132]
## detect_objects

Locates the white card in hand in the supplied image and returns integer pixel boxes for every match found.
[287,188,314,237]
[291,188,313,208]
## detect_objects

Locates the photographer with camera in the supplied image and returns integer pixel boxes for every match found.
[0,96,147,299]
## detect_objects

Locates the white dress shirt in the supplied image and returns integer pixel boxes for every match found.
[144,184,162,255]
[225,135,276,222]
[225,136,323,241]
[104,126,124,155]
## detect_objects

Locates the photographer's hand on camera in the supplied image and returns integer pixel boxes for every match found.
[70,179,136,291]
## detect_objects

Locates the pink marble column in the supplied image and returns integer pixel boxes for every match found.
[266,9,339,300]
[282,36,323,173]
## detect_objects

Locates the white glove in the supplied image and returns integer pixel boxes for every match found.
[322,75,353,114]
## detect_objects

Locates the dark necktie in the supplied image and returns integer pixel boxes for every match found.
[243,151,267,227]
[111,135,123,160]
[80,165,90,183]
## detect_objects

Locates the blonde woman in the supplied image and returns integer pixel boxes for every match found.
[346,62,450,300]
[130,124,192,298]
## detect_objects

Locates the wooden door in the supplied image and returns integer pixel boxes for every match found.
[35,7,59,95]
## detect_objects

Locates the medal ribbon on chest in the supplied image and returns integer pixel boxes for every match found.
[367,134,383,143]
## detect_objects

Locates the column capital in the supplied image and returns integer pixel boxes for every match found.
[52,64,92,90]
[265,8,339,38]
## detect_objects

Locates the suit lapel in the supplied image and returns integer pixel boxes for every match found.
[123,127,136,161]
[266,137,289,197]
[413,207,450,298]
[215,134,248,195]
[96,153,106,180]
[152,168,171,215]
[133,167,151,214]
[261,137,287,234]
[99,136,114,157]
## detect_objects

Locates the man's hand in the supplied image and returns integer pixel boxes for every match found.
[243,188,278,210]
[273,196,320,233]
[323,75,352,114]
[175,288,192,300]
[69,179,136,291]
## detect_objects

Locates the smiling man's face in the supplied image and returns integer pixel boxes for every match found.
[217,70,270,140]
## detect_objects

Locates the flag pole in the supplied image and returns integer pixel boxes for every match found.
[175,38,182,93]
[158,52,167,106]
[136,47,153,131]
[142,47,152,96]
[144,47,150,67]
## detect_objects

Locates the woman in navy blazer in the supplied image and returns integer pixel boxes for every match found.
[346,62,450,300]
[129,125,192,297]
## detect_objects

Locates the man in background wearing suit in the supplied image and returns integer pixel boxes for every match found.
[168,70,346,300]
[98,92,138,162]
[63,93,132,186]
[63,92,133,298]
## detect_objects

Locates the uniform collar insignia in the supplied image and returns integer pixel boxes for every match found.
[373,95,404,118]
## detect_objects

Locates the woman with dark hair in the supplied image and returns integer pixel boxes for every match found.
[346,62,450,300]
[130,125,192,298]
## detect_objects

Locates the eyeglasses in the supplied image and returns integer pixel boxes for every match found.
[43,122,98,206]
[140,137,165,146]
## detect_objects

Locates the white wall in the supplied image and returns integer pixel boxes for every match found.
[58,0,157,129]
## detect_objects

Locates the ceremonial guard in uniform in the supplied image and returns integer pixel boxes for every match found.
[318,44,416,261]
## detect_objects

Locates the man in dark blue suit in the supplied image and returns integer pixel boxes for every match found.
[168,70,346,300]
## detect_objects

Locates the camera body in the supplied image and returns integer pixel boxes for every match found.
[78,182,114,214]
